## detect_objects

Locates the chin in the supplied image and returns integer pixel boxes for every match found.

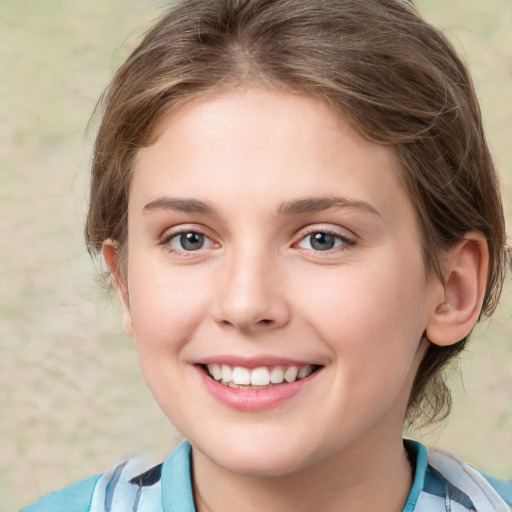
[216,450,306,477]
[191,429,322,478]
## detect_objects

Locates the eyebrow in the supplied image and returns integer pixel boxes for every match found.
[277,196,381,217]
[142,197,216,215]
[142,195,381,218]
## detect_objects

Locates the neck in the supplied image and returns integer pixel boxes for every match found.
[192,430,413,512]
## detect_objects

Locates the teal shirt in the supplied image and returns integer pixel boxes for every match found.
[19,475,101,512]
[20,440,512,512]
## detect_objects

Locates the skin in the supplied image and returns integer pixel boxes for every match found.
[104,88,485,512]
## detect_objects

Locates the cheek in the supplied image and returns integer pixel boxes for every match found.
[125,265,210,411]
[296,257,428,362]
[126,259,211,350]
[298,264,427,422]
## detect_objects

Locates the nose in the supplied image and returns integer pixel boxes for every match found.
[212,248,291,334]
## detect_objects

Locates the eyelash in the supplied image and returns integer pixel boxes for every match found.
[161,228,215,255]
[160,227,356,255]
[295,228,355,253]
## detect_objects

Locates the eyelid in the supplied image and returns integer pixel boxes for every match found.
[160,224,219,253]
[293,225,356,251]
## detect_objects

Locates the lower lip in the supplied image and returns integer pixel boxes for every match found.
[197,366,320,411]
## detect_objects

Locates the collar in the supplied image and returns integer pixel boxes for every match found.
[402,439,429,511]
[160,439,431,512]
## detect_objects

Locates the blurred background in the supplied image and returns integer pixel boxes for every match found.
[0,1,510,510]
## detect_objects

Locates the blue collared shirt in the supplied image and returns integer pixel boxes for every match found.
[20,440,512,512]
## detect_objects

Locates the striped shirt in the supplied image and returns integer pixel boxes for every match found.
[20,440,512,511]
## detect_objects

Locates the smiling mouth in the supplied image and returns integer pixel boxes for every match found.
[201,363,322,389]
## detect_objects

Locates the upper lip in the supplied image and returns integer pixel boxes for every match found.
[195,355,323,369]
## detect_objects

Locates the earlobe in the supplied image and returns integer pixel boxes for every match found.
[102,240,134,338]
[426,233,489,347]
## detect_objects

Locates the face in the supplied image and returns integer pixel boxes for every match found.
[114,88,440,477]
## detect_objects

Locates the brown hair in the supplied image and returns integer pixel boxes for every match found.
[85,0,509,425]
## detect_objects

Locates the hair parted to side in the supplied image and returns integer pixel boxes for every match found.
[85,0,509,425]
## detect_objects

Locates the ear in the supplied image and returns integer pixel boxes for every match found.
[102,240,134,338]
[426,232,489,347]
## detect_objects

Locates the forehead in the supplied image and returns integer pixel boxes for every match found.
[131,88,415,230]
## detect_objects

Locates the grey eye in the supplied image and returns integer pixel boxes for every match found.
[297,231,345,251]
[173,232,205,251]
[309,232,337,251]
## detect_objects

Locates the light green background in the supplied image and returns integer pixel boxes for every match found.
[1,1,511,510]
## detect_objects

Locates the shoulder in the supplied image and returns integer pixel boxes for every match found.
[19,442,193,512]
[19,474,101,512]
[427,448,512,509]
[403,440,512,512]
[19,458,164,512]
[413,441,511,511]
[429,451,512,512]
[476,470,512,507]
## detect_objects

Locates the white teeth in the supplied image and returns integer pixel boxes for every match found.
[206,363,316,387]
[269,366,284,384]
[221,364,233,383]
[232,366,251,385]
[251,367,271,386]
[208,363,222,381]
[284,366,298,383]
[297,364,313,380]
